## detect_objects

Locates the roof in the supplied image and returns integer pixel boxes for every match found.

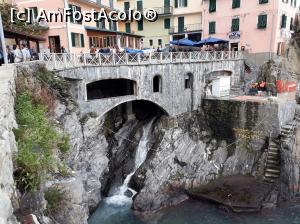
[4,28,46,41]
[85,26,144,38]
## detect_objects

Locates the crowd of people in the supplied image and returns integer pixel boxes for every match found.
[0,44,38,65]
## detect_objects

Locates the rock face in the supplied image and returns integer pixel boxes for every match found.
[132,99,284,212]
[0,66,18,224]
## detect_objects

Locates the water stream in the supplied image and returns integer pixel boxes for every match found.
[88,119,154,223]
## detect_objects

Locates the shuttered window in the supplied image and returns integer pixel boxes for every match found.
[232,0,240,8]
[209,21,216,34]
[259,0,268,4]
[209,0,216,13]
[281,14,287,28]
[125,23,131,33]
[124,2,130,10]
[80,34,85,48]
[257,14,267,29]
[178,17,185,33]
[137,1,143,11]
[231,18,240,31]
[137,20,143,31]
[164,18,171,29]
[68,4,82,24]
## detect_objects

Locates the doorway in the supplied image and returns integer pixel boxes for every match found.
[49,36,61,53]
[230,42,239,51]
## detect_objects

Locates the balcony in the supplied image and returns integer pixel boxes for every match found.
[169,23,202,34]
[151,6,173,15]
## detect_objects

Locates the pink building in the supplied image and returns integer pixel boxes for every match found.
[202,0,299,62]
[12,0,142,53]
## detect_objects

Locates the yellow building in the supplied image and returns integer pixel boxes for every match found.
[117,0,202,48]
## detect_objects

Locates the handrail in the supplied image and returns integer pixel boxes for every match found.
[39,51,244,70]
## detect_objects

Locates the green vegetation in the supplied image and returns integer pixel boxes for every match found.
[14,67,71,192]
[44,187,67,216]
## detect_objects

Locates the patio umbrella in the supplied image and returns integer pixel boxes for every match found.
[195,37,229,46]
[169,38,197,46]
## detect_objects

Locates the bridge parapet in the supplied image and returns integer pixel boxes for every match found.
[40,51,244,71]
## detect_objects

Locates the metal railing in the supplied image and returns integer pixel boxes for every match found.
[39,51,244,70]
[169,23,202,34]
[152,6,173,15]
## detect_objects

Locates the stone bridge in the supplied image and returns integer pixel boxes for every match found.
[46,51,245,117]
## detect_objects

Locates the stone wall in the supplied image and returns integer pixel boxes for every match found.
[0,65,18,224]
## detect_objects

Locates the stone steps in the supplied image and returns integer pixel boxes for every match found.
[264,140,280,183]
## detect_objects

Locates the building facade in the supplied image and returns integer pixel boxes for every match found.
[116,0,202,48]
[13,0,142,53]
[202,0,299,60]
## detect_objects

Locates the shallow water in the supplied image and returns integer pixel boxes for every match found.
[88,199,300,224]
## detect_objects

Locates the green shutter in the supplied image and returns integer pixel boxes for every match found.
[137,1,143,11]
[259,0,268,4]
[71,33,76,47]
[209,21,216,34]
[68,4,74,23]
[232,0,240,9]
[80,34,85,47]
[125,23,131,33]
[281,15,287,28]
[184,0,188,7]
[124,2,130,10]
[257,14,267,29]
[231,18,239,31]
[137,20,143,31]
[164,18,171,29]
[209,0,216,13]
[175,0,178,8]
[178,17,184,33]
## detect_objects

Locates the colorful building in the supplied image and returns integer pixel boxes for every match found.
[12,0,142,53]
[116,0,202,48]
[202,0,300,61]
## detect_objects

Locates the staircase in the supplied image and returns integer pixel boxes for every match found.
[280,112,300,142]
[264,140,281,183]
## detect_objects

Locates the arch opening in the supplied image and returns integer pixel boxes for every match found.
[153,75,162,93]
[87,79,137,100]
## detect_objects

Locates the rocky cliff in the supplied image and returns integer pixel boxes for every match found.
[0,66,18,224]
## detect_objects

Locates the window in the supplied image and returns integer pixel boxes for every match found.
[71,33,85,47]
[109,21,117,31]
[231,18,240,31]
[281,14,287,28]
[178,17,185,33]
[259,0,268,4]
[124,2,130,10]
[125,23,131,33]
[27,7,38,22]
[185,73,193,89]
[137,0,143,11]
[232,0,240,8]
[257,14,267,29]
[209,21,216,34]
[290,17,294,30]
[109,0,114,8]
[137,20,143,31]
[164,18,171,29]
[209,0,216,13]
[158,39,162,46]
[175,0,188,8]
[95,12,106,29]
[153,75,162,93]
[149,39,153,46]
[68,4,82,24]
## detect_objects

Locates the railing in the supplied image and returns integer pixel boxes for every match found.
[39,51,244,70]
[169,23,202,34]
[152,6,173,15]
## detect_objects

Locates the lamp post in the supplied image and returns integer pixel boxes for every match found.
[0,12,8,64]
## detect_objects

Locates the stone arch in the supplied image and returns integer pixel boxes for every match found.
[98,98,170,119]
[153,75,162,93]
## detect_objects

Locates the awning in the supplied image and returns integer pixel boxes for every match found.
[195,37,229,46]
[169,38,196,46]
[4,28,46,41]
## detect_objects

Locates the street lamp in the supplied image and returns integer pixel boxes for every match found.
[0,12,8,64]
